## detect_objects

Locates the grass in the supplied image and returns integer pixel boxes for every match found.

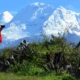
[0,72,77,80]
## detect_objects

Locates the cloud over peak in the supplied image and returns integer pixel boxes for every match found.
[2,11,13,23]
[31,2,45,6]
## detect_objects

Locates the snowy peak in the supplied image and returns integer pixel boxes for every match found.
[31,2,45,6]
[43,6,80,37]
[56,6,67,11]
[0,11,13,24]
[30,2,53,9]
[4,3,53,41]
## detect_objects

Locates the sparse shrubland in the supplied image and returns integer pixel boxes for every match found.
[0,35,80,80]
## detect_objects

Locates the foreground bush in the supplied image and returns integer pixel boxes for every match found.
[0,36,80,78]
[8,60,44,76]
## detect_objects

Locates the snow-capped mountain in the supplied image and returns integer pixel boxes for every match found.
[43,6,80,42]
[1,2,80,48]
[0,11,13,24]
[4,2,53,41]
[43,6,80,36]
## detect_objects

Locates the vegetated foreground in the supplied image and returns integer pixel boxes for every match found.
[0,35,80,80]
[0,72,75,80]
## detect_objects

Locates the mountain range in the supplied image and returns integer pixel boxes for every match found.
[0,2,80,48]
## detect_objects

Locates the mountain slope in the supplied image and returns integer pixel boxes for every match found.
[4,2,53,41]
[43,6,80,37]
[1,2,80,48]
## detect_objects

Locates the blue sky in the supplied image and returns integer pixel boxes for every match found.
[0,0,80,15]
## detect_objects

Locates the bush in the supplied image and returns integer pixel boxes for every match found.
[8,60,44,76]
[1,36,80,78]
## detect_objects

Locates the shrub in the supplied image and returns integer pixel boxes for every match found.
[8,60,44,76]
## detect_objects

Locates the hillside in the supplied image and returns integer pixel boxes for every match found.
[0,2,80,48]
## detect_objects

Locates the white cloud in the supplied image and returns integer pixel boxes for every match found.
[2,23,29,41]
[2,11,13,23]
[31,2,45,6]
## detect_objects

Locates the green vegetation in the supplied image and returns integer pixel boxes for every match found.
[0,72,76,80]
[0,35,80,80]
